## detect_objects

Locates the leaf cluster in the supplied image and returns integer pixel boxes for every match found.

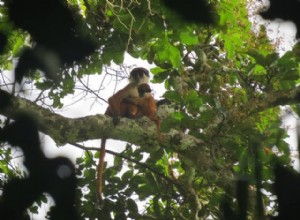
[0,0,300,219]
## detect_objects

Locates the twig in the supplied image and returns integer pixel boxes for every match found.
[77,76,107,103]
[69,142,184,193]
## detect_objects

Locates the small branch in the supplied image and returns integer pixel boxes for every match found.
[69,142,185,194]
[239,86,300,117]
[77,76,107,103]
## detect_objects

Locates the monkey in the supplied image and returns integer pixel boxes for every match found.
[97,67,150,206]
[105,84,155,119]
[97,83,161,206]
[123,83,161,140]
[105,67,150,121]
[108,83,161,129]
[105,97,139,118]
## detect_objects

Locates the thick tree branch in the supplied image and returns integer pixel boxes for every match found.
[0,90,202,152]
[242,86,300,116]
[0,86,299,178]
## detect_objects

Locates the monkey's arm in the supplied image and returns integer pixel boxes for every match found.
[107,87,130,116]
[123,97,144,106]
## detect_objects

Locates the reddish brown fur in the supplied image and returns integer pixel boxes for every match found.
[123,83,161,140]
[105,101,138,118]
[106,68,149,117]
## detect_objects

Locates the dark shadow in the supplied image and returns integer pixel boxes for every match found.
[0,112,78,219]
[7,0,96,82]
[260,0,300,39]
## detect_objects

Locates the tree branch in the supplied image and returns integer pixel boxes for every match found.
[242,86,300,116]
[1,86,299,179]
[69,142,185,194]
[0,90,203,155]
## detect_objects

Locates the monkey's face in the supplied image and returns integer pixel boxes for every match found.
[129,67,150,84]
[138,83,152,97]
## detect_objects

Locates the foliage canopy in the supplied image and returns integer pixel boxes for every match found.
[1,0,300,219]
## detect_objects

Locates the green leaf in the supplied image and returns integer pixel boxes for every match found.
[163,91,184,103]
[83,168,96,179]
[179,31,199,45]
[136,184,154,200]
[113,155,124,172]
[264,53,279,66]
[185,90,203,109]
[247,49,265,63]
[161,113,182,132]
[29,206,39,214]
[172,112,185,121]
[247,49,279,67]
[0,163,8,174]
[122,170,134,182]
[149,148,164,162]
[127,198,139,217]
[102,31,126,64]
[12,36,24,57]
[152,38,182,68]
[52,95,63,108]
[41,194,48,203]
[279,80,295,90]
[152,70,170,83]
[35,81,53,90]
[151,67,168,74]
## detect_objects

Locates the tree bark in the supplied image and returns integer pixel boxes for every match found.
[0,86,299,180]
[0,90,202,151]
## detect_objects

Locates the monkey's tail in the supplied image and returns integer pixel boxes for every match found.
[97,138,106,207]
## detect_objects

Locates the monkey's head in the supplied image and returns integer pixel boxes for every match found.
[138,83,152,97]
[129,67,150,85]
